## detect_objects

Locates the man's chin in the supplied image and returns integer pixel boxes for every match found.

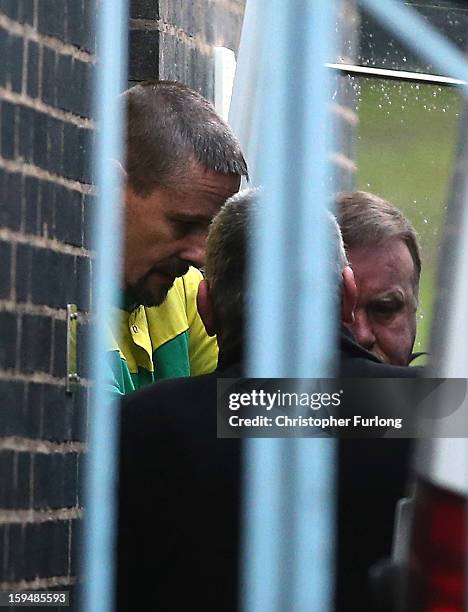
[126,283,172,308]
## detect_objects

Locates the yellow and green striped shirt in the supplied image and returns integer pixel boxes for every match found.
[107,267,218,395]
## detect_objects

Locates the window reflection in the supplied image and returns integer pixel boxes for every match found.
[354,76,462,354]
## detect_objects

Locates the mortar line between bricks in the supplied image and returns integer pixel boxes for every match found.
[0,436,86,455]
[0,370,91,388]
[130,19,212,55]
[0,158,95,195]
[0,87,95,129]
[0,13,95,63]
[329,152,357,173]
[0,575,77,590]
[330,102,359,126]
[0,300,67,319]
[0,227,92,257]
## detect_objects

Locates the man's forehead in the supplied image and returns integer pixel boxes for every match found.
[349,239,416,291]
[163,169,240,216]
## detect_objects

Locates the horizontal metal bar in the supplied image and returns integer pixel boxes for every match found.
[326,62,466,87]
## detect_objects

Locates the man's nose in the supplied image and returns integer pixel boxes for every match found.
[178,234,206,269]
[351,310,376,351]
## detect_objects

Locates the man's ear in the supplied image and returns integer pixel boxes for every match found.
[341,265,358,325]
[197,279,217,336]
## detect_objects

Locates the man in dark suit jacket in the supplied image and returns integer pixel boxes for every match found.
[117,190,420,611]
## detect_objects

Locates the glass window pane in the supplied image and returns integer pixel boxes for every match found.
[356,1,468,75]
[354,76,462,355]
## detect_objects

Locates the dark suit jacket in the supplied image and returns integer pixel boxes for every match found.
[117,334,420,612]
[337,327,420,612]
[117,366,241,612]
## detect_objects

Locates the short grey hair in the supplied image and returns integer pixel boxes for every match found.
[336,191,421,289]
[329,211,349,280]
[123,80,248,197]
[205,191,349,350]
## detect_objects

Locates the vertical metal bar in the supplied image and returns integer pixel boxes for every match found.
[359,0,468,86]
[81,1,128,611]
[230,1,337,610]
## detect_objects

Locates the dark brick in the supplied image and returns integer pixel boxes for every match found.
[25,382,45,437]
[66,0,96,52]
[5,523,24,581]
[129,29,160,80]
[8,33,23,93]
[32,110,48,169]
[1,100,16,159]
[82,0,96,53]
[62,122,79,180]
[56,53,73,113]
[0,381,25,435]
[72,59,93,118]
[15,243,32,302]
[61,251,78,307]
[24,520,70,579]
[0,169,20,229]
[24,522,43,579]
[70,518,82,576]
[38,0,66,40]
[77,127,93,183]
[3,171,22,231]
[131,0,159,20]
[23,175,41,234]
[83,193,95,249]
[20,313,53,374]
[31,249,76,309]
[26,41,39,98]
[49,520,71,575]
[51,317,67,378]
[42,47,57,107]
[15,452,31,508]
[65,0,85,48]
[77,451,86,507]
[34,453,78,509]
[55,187,82,246]
[0,0,18,21]
[28,247,48,305]
[0,452,31,509]
[0,311,17,369]
[38,179,56,239]
[0,27,8,88]
[0,452,15,508]
[0,240,11,299]
[72,386,87,441]
[46,116,64,175]
[18,0,35,25]
[0,392,27,440]
[42,384,74,441]
[76,256,91,311]
[76,318,90,379]
[18,105,35,163]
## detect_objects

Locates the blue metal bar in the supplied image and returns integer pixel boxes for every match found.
[360,0,468,89]
[81,1,128,611]
[230,0,337,610]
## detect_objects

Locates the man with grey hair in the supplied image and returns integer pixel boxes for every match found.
[117,189,418,611]
[337,191,421,366]
[336,192,422,611]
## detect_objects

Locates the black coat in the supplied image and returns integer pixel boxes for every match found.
[117,334,420,612]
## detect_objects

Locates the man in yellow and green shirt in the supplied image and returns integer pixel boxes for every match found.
[108,81,247,394]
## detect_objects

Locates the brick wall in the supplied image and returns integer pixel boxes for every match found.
[129,0,246,100]
[0,0,358,603]
[0,0,95,605]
